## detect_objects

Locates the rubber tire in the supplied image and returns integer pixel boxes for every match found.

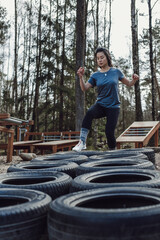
[0,188,51,240]
[48,187,160,240]
[31,155,88,165]
[122,148,155,164]
[70,168,160,192]
[88,152,148,161]
[0,171,72,199]
[54,151,80,155]
[76,158,155,176]
[71,150,107,157]
[7,161,78,178]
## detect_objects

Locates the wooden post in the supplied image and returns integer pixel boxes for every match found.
[155,130,159,147]
[7,130,14,163]
[116,142,121,149]
[52,145,57,153]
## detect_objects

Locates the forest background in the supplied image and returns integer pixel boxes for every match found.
[0,0,160,150]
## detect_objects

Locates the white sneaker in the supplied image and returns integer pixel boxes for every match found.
[72,140,86,152]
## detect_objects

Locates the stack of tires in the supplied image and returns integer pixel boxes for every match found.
[48,148,160,240]
[0,153,85,239]
[0,148,160,239]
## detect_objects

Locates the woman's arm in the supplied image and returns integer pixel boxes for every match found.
[77,67,92,92]
[121,74,139,87]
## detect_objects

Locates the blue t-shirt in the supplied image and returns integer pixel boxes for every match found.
[88,67,124,108]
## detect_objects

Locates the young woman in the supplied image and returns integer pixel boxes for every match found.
[73,47,139,152]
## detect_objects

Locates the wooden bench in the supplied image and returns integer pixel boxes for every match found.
[13,140,43,152]
[116,121,160,149]
[32,140,79,154]
[11,131,80,154]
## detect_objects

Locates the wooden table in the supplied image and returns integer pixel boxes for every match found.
[32,140,79,154]
[116,121,160,149]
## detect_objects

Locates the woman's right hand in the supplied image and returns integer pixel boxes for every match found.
[77,67,92,92]
[77,67,85,78]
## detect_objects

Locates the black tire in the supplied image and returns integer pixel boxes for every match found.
[7,161,78,178]
[88,152,148,161]
[31,154,88,165]
[48,187,160,240]
[76,158,155,176]
[0,171,72,199]
[71,150,107,157]
[123,148,155,164]
[70,168,160,192]
[0,188,51,240]
[54,151,80,155]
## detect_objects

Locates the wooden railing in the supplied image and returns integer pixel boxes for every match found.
[24,131,80,141]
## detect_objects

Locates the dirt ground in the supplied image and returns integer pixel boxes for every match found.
[0,149,160,174]
[0,153,51,174]
[0,155,23,174]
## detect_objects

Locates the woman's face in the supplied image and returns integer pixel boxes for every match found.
[96,51,108,68]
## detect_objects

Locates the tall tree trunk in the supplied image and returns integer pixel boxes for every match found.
[32,0,42,131]
[26,0,32,119]
[19,18,27,119]
[131,0,143,121]
[103,1,107,46]
[84,0,89,57]
[45,0,52,132]
[154,49,160,102]
[52,0,60,130]
[59,2,67,131]
[13,0,18,114]
[93,0,99,149]
[148,0,156,120]
[107,0,112,50]
[75,0,86,131]
[95,0,99,48]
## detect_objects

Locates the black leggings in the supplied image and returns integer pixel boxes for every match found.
[82,103,120,149]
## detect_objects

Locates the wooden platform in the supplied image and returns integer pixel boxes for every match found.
[13,140,43,152]
[116,121,160,149]
[32,140,79,154]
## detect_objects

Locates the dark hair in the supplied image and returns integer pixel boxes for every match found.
[95,47,113,67]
